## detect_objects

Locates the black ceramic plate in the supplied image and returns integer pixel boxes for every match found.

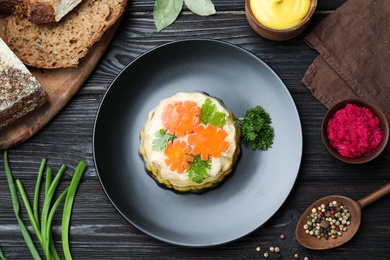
[93,39,302,247]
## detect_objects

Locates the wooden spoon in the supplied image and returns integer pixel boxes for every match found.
[295,182,390,250]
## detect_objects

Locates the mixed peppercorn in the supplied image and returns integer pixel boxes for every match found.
[304,200,351,239]
[255,233,311,259]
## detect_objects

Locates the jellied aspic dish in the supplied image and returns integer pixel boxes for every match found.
[139,92,241,193]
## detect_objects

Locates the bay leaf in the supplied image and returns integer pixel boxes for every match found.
[184,0,216,16]
[153,0,184,32]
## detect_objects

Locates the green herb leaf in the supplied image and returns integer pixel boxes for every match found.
[153,0,183,32]
[184,0,216,16]
[187,155,210,184]
[152,129,177,151]
[200,98,226,127]
[237,105,274,151]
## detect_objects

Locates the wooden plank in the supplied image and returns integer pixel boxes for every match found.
[0,18,122,150]
[2,1,389,259]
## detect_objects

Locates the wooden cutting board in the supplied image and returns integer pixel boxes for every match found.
[0,16,121,150]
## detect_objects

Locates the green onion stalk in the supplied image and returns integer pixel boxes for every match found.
[3,151,87,260]
[62,160,87,260]
[3,151,42,260]
[0,245,7,260]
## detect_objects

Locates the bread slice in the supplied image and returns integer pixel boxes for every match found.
[0,38,48,129]
[2,0,126,68]
[24,0,84,23]
[0,0,82,23]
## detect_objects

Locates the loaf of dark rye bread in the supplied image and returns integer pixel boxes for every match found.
[0,0,82,23]
[2,0,126,68]
[0,38,48,129]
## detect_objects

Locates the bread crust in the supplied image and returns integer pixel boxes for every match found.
[0,38,48,129]
[0,0,23,14]
[28,2,56,23]
[3,0,126,68]
[0,73,47,129]
[0,0,82,23]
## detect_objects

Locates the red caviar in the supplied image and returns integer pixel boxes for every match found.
[327,103,383,158]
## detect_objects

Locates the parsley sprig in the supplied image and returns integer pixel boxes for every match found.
[152,129,177,151]
[237,106,274,151]
[200,98,226,127]
[188,155,210,184]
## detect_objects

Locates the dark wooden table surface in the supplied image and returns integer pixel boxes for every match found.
[1,0,389,259]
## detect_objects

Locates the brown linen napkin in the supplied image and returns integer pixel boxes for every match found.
[302,0,390,159]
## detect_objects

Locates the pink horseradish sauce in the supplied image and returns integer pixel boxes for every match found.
[327,103,383,158]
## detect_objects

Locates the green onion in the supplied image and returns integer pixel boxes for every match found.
[3,151,42,260]
[16,178,61,260]
[16,180,43,244]
[0,246,7,260]
[34,158,47,229]
[41,165,66,232]
[41,164,66,260]
[62,160,87,260]
[45,188,68,260]
[45,166,52,197]
[4,151,86,259]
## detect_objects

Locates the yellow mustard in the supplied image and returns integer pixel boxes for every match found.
[250,0,310,30]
